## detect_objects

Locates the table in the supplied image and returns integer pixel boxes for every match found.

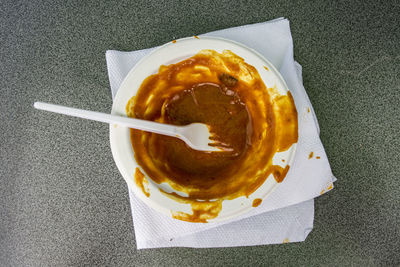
[1,0,399,265]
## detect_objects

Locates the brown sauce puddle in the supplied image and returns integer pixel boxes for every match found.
[126,50,298,222]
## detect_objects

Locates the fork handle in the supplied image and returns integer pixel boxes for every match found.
[33,102,179,137]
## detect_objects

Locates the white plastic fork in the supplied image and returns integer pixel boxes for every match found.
[33,102,220,152]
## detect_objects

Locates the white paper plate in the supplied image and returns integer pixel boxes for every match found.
[110,36,297,222]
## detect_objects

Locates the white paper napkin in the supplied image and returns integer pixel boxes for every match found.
[106,18,336,249]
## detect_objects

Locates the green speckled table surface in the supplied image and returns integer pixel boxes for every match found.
[1,0,399,266]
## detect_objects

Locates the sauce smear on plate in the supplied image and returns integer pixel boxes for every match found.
[127,50,298,222]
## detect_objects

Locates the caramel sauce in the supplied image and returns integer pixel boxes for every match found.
[159,189,222,222]
[126,50,298,222]
[309,152,314,159]
[252,198,262,207]
[172,202,222,223]
[316,156,320,159]
[134,168,150,197]
[272,165,290,183]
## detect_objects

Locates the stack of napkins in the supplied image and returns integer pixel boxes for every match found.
[106,18,336,249]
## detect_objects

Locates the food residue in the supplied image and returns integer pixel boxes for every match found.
[134,168,150,197]
[172,201,222,223]
[316,156,320,159]
[126,49,298,222]
[307,107,310,113]
[160,189,222,223]
[283,238,290,244]
[252,198,262,207]
[172,40,177,43]
[194,35,199,39]
[327,183,333,190]
[264,66,269,71]
[272,165,290,183]
[308,152,314,159]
